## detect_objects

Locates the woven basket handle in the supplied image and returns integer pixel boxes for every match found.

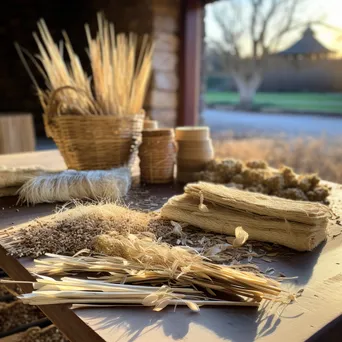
[44,86,98,136]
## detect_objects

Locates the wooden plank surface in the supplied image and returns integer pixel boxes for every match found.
[0,114,36,154]
[0,150,342,341]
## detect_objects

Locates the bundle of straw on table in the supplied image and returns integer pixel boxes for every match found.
[5,233,292,310]
[161,182,331,251]
[16,13,153,170]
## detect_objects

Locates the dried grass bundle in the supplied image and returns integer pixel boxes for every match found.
[18,167,131,205]
[2,277,257,312]
[161,182,331,251]
[0,203,152,257]
[92,233,284,302]
[17,13,153,116]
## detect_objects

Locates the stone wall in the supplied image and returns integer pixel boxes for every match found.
[0,0,181,135]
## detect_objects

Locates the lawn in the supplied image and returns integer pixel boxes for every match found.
[205,92,342,114]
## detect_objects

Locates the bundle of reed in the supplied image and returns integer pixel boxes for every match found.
[0,203,154,258]
[18,167,131,205]
[161,182,331,251]
[2,277,257,312]
[20,233,288,305]
[17,13,154,170]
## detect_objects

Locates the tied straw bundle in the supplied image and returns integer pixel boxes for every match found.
[16,13,154,116]
[6,233,294,311]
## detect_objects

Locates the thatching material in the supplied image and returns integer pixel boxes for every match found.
[18,167,131,204]
[161,182,331,251]
[93,233,285,302]
[3,277,258,312]
[0,203,153,258]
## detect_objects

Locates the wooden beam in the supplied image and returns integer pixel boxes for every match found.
[178,0,203,126]
[0,246,105,342]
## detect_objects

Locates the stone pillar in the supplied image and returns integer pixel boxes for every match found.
[144,0,180,127]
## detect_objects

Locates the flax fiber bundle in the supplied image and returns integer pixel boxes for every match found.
[0,203,153,257]
[161,182,331,251]
[18,167,131,204]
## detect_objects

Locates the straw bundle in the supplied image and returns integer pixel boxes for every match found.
[20,233,288,305]
[17,14,153,117]
[93,233,285,301]
[2,277,257,312]
[17,14,153,170]
[18,167,131,205]
[161,182,331,251]
[0,203,153,258]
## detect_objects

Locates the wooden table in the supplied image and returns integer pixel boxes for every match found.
[0,150,342,342]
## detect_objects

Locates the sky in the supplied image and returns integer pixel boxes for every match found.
[205,0,342,56]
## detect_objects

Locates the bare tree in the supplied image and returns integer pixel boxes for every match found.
[210,0,320,108]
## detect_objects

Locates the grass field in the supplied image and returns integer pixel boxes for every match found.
[205,92,342,114]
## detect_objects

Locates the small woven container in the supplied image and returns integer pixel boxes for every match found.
[43,87,144,170]
[143,119,159,129]
[176,126,214,183]
[139,129,176,184]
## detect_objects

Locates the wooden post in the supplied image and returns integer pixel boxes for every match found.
[177,0,203,126]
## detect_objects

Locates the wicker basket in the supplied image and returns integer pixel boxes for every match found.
[139,129,176,184]
[43,87,144,170]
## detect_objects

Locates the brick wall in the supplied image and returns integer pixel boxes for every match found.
[0,0,181,135]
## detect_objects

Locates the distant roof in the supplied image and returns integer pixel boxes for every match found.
[278,26,333,56]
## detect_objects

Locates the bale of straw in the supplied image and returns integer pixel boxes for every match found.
[0,203,153,258]
[161,182,331,251]
[18,167,131,204]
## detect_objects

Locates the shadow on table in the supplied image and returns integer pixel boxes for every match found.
[78,306,261,342]
[272,241,326,287]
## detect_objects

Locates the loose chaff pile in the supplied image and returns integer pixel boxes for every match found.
[161,182,331,251]
[5,233,293,311]
[0,203,155,257]
[18,167,131,204]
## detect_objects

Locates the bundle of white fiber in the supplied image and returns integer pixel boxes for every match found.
[18,167,131,204]
[161,182,331,251]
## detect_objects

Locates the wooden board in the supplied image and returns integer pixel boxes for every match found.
[0,151,341,341]
[0,114,36,154]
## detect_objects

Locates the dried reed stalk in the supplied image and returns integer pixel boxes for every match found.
[161,182,331,251]
[18,167,131,205]
[17,13,153,116]
[0,203,153,257]
[1,278,258,312]
[92,233,285,302]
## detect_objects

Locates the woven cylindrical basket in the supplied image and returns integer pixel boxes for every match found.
[139,129,176,184]
[175,126,214,183]
[43,87,144,170]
